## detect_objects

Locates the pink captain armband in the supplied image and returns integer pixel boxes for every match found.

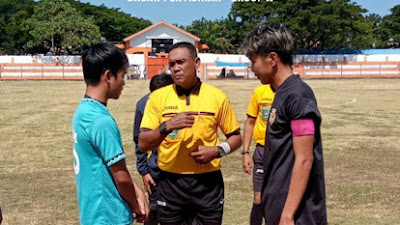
[291,119,315,137]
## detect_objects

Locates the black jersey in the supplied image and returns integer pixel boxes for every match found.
[262,75,327,225]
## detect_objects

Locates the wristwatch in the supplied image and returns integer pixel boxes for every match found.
[241,150,250,155]
[159,122,171,135]
[216,146,226,158]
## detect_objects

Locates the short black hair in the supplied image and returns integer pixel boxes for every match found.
[81,43,128,86]
[149,74,174,92]
[240,23,294,66]
[168,42,197,59]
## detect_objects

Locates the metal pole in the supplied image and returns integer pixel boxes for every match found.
[340,62,343,77]
[203,64,207,81]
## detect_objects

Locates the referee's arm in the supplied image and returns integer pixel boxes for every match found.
[139,112,195,151]
[225,129,242,154]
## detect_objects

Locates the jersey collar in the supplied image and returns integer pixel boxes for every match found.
[175,78,202,96]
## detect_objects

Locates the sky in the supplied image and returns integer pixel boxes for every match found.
[77,0,399,26]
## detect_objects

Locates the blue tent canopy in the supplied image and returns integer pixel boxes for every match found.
[215,61,247,67]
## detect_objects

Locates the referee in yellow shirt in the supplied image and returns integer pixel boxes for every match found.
[242,85,274,225]
[139,42,242,225]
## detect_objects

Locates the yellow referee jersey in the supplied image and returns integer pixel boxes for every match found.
[246,85,275,146]
[140,82,240,174]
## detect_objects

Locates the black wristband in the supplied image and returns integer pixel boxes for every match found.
[241,150,250,155]
[159,122,171,135]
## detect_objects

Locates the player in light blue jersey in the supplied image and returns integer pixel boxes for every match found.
[72,43,149,225]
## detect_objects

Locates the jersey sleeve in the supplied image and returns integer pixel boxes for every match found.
[246,90,259,117]
[217,95,240,135]
[286,90,321,125]
[134,99,150,175]
[88,115,125,167]
[140,92,162,130]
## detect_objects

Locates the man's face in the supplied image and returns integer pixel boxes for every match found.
[108,67,126,99]
[249,55,273,85]
[168,47,199,89]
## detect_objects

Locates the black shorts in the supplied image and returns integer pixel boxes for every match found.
[157,170,224,225]
[148,182,159,211]
[253,144,265,192]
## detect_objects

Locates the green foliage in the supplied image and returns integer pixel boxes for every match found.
[381,5,400,48]
[186,1,400,52]
[0,0,35,54]
[1,0,399,54]
[227,0,374,51]
[0,0,151,54]
[64,0,152,42]
[186,18,235,53]
[24,0,101,55]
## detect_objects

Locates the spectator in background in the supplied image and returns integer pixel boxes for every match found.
[134,74,174,225]
[219,67,226,78]
[227,69,236,77]
[242,84,275,225]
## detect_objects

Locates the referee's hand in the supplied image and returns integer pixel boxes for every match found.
[166,112,194,131]
[190,146,219,164]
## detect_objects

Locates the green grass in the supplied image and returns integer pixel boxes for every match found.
[0,79,400,224]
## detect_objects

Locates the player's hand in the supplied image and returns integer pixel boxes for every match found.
[278,214,294,225]
[242,152,252,175]
[190,146,219,164]
[133,188,149,223]
[166,112,194,131]
[142,173,156,195]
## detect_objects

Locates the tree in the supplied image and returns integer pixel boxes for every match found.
[381,5,400,48]
[65,0,152,42]
[0,0,35,54]
[24,0,101,55]
[228,0,374,50]
[365,13,391,48]
[186,18,235,53]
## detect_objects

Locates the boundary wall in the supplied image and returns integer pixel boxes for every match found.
[1,54,399,80]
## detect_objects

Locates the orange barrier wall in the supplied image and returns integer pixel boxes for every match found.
[294,61,400,78]
[1,57,400,80]
[0,63,83,80]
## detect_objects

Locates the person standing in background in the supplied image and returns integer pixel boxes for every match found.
[134,74,174,225]
[242,84,275,225]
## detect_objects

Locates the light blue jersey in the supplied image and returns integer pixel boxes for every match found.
[72,97,133,225]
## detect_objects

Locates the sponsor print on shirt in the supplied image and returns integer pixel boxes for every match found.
[262,107,271,121]
[168,130,179,138]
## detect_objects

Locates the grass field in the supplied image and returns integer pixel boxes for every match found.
[1,78,400,225]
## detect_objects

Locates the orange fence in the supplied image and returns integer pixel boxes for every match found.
[0,63,83,80]
[294,61,400,78]
[1,60,400,80]
[200,63,250,80]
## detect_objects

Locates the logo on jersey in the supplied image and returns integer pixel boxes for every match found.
[269,108,277,125]
[168,129,179,138]
[261,107,271,120]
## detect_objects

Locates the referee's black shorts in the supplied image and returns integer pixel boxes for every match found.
[253,144,265,192]
[157,170,224,225]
